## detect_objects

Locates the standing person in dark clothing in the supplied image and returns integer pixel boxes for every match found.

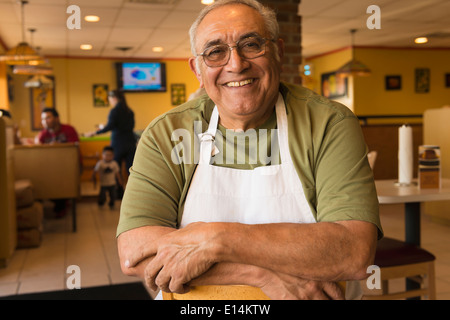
[87,90,137,196]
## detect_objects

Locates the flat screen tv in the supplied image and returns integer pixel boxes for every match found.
[116,62,167,92]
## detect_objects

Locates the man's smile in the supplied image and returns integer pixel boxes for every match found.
[224,78,254,87]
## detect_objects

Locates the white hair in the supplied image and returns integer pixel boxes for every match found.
[189,0,280,72]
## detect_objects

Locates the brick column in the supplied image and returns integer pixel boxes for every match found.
[259,0,302,85]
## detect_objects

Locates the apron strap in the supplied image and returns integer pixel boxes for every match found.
[198,106,219,164]
[274,93,292,165]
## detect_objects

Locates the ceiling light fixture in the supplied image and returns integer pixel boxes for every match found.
[80,44,93,50]
[85,15,100,22]
[336,29,371,77]
[152,46,164,53]
[201,0,214,5]
[24,74,54,88]
[0,1,41,65]
[414,37,428,44]
[13,64,53,76]
[12,28,54,76]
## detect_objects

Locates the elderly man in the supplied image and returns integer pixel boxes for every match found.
[117,0,382,300]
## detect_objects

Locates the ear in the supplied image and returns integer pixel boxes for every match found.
[276,38,285,61]
[189,57,204,88]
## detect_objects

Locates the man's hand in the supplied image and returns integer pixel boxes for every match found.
[259,270,345,300]
[125,222,218,293]
[144,240,215,293]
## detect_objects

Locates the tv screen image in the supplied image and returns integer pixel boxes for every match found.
[117,62,166,92]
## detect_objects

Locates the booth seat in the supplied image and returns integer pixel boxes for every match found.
[13,143,81,232]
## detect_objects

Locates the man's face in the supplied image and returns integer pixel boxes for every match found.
[189,4,284,129]
[41,111,58,130]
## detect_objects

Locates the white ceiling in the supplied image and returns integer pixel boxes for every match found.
[0,0,449,60]
[0,0,206,59]
[300,0,450,58]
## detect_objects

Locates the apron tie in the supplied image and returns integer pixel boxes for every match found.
[198,106,220,164]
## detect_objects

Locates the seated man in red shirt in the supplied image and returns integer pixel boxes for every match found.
[36,108,79,144]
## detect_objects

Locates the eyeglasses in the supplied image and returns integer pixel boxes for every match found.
[197,36,274,68]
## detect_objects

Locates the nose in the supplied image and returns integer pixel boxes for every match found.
[224,46,249,72]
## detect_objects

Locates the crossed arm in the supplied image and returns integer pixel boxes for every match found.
[117,219,377,300]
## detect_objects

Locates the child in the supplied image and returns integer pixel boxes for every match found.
[92,146,122,209]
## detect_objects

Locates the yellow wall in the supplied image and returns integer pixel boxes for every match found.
[9,57,199,138]
[306,47,450,117]
[354,48,450,115]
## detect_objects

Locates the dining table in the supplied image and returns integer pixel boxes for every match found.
[375,178,450,246]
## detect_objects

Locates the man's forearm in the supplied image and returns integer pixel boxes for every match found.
[118,226,272,289]
[118,220,376,294]
[188,262,267,287]
[213,220,377,281]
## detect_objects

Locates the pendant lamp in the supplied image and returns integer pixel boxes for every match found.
[336,29,371,77]
[24,74,53,88]
[13,64,53,76]
[0,1,42,65]
[13,29,53,75]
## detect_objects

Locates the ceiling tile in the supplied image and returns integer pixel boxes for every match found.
[158,11,199,30]
[68,0,124,7]
[108,27,153,43]
[114,7,169,28]
[176,0,209,12]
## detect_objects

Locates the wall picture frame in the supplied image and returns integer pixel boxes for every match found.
[171,83,186,106]
[93,84,109,107]
[385,75,402,90]
[415,68,430,93]
[321,71,348,99]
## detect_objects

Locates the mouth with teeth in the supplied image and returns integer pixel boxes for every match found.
[225,79,254,87]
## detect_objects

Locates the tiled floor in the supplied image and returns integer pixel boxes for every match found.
[0,187,157,299]
[1,194,450,299]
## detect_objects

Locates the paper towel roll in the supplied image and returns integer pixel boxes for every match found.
[398,125,413,184]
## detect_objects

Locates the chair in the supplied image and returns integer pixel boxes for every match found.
[362,151,437,300]
[13,143,81,232]
[162,285,270,300]
[363,237,436,300]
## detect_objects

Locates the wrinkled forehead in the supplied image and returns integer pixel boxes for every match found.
[195,4,267,50]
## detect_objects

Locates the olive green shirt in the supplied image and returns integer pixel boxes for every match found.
[117,82,382,237]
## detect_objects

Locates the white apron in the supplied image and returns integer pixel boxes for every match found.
[181,93,315,227]
[159,93,361,300]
